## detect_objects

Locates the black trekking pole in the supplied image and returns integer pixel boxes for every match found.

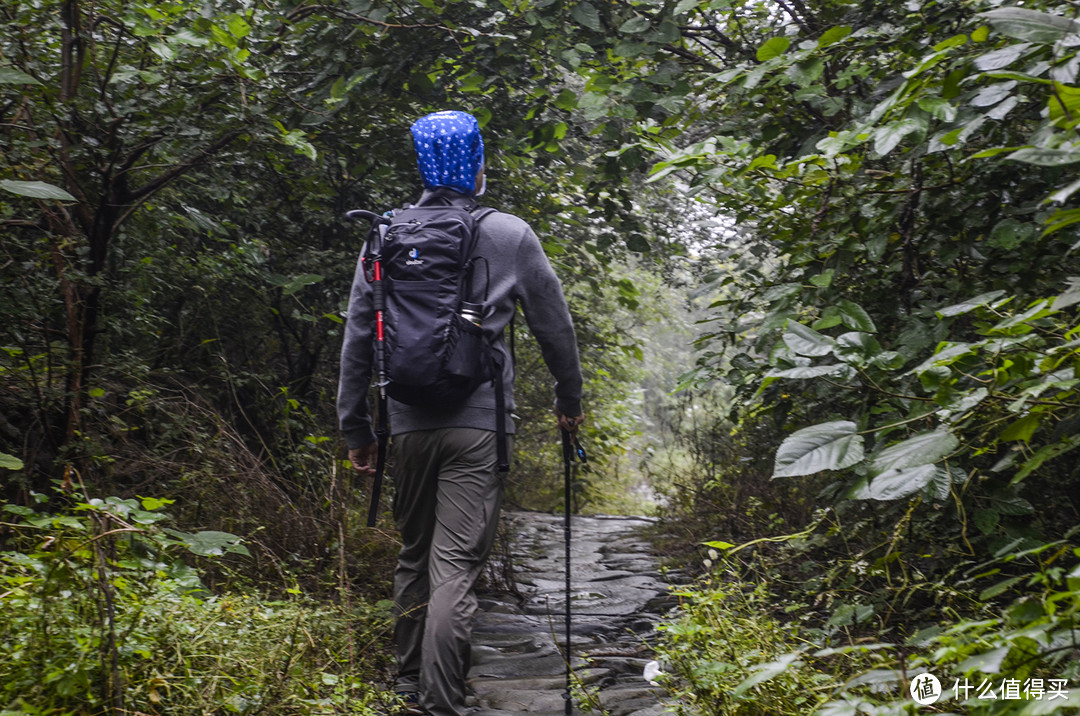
[561,428,586,716]
[346,209,391,528]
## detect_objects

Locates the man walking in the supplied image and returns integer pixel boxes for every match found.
[337,110,584,716]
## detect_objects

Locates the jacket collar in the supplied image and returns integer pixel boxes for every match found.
[417,188,475,207]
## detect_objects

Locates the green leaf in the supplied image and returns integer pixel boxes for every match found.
[783,322,835,357]
[703,540,735,550]
[873,118,927,157]
[1019,692,1080,714]
[973,44,1032,72]
[0,180,77,201]
[837,300,876,332]
[756,36,791,62]
[0,68,42,85]
[980,7,1080,45]
[809,269,834,287]
[733,652,804,696]
[1048,82,1080,126]
[227,14,251,39]
[554,89,578,111]
[1012,434,1080,484]
[176,530,250,557]
[626,234,651,252]
[282,274,324,295]
[957,646,1010,674]
[979,575,1023,600]
[817,26,852,48]
[870,430,959,476]
[139,496,175,511]
[765,364,853,380]
[1007,147,1080,166]
[1000,413,1041,443]
[936,290,1007,318]
[973,508,1001,535]
[0,452,24,470]
[851,464,938,500]
[1043,207,1080,236]
[917,97,957,122]
[908,342,978,376]
[832,332,881,365]
[673,0,698,15]
[926,466,954,501]
[1048,177,1080,203]
[618,16,650,34]
[773,421,864,478]
[988,299,1053,333]
[572,2,603,32]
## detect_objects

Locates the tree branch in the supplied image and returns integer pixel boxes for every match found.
[122,129,246,210]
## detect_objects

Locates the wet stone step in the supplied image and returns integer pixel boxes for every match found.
[469,511,676,715]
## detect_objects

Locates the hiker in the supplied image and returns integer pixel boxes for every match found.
[337,109,585,716]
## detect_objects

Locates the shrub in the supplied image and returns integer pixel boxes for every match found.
[0,492,392,715]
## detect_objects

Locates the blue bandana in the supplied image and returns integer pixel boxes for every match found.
[410,111,485,195]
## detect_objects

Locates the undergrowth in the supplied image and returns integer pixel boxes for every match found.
[654,524,1080,715]
[0,489,394,715]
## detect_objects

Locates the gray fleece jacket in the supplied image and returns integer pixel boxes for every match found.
[337,190,584,450]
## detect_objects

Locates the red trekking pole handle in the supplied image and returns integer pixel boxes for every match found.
[347,210,392,527]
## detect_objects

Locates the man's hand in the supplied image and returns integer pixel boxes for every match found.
[556,410,585,436]
[348,442,379,476]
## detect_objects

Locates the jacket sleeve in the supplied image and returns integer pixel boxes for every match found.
[513,229,584,418]
[337,252,377,450]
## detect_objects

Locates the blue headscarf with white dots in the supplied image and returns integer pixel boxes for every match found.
[410,110,485,195]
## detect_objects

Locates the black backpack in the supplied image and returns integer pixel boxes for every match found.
[347,194,508,527]
[371,194,499,406]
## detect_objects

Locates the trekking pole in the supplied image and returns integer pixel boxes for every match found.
[346,210,391,528]
[561,428,587,716]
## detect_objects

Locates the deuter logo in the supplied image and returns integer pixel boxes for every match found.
[406,247,423,266]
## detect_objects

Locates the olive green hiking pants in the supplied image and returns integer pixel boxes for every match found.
[391,428,508,716]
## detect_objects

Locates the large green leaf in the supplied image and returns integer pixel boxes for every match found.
[980,7,1080,45]
[837,300,876,333]
[167,528,251,557]
[766,364,853,380]
[817,26,852,48]
[832,332,882,366]
[873,118,927,156]
[756,36,791,62]
[0,180,77,201]
[571,2,602,32]
[773,421,864,478]
[0,68,42,85]
[783,322,835,357]
[869,430,958,476]
[936,290,1007,318]
[1007,147,1080,166]
[850,464,938,501]
[1000,413,1041,443]
[618,16,650,34]
[0,452,24,470]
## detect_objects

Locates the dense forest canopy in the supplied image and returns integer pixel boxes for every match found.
[2,0,1080,713]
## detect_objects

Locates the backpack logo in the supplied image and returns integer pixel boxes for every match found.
[406,248,423,266]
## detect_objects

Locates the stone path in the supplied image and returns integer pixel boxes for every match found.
[468,512,677,716]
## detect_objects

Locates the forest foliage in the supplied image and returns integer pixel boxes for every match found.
[2,0,1080,713]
